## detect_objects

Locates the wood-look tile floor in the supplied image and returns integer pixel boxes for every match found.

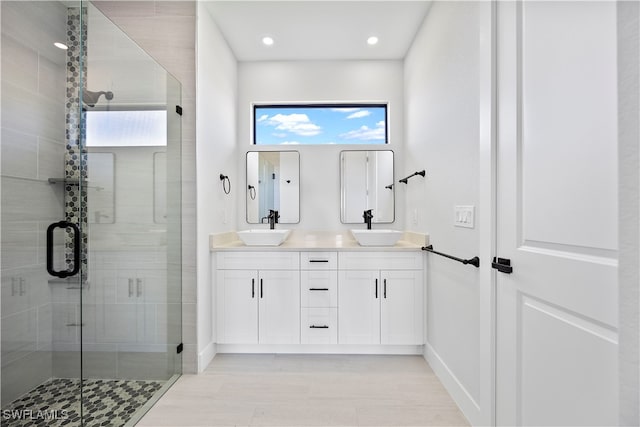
[137,354,470,427]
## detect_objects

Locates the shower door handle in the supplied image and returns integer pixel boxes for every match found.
[46,221,81,278]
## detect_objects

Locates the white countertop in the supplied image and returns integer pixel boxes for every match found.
[210,230,429,252]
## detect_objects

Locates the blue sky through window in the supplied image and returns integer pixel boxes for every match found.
[254,104,387,145]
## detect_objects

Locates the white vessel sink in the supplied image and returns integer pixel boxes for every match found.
[237,229,291,246]
[350,229,403,247]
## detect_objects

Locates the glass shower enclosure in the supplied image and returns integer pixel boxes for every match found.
[1,1,182,425]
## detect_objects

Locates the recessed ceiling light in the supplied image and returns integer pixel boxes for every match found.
[367,36,379,46]
[262,36,274,46]
[54,42,68,50]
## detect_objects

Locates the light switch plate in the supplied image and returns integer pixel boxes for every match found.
[454,205,475,228]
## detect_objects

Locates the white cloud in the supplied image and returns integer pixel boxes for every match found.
[331,108,360,113]
[272,133,287,138]
[280,141,301,145]
[339,121,386,141]
[259,113,322,137]
[257,114,269,122]
[346,110,371,119]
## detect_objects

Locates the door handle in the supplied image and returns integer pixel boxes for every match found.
[309,325,329,329]
[383,279,387,299]
[375,278,378,299]
[309,288,329,291]
[252,278,255,298]
[46,221,80,278]
[309,259,329,263]
[492,257,513,274]
[136,278,143,297]
[128,279,134,297]
[260,278,263,298]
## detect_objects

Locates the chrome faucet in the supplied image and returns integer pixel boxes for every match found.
[268,210,279,230]
[363,209,373,230]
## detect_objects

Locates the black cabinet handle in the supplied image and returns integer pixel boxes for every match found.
[260,278,263,298]
[46,221,80,278]
[384,279,387,298]
[310,325,329,329]
[375,278,378,299]
[252,278,255,298]
[309,288,329,291]
[309,259,329,263]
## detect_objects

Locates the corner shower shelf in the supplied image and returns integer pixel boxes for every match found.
[48,178,87,185]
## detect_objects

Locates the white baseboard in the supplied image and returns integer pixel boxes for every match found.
[424,342,481,426]
[198,341,216,372]
[216,343,424,355]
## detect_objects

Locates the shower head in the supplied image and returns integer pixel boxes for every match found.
[83,90,114,108]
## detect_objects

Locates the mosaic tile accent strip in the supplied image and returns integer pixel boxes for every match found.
[1,378,164,427]
[65,7,88,280]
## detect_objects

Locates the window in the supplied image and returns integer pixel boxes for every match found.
[86,110,167,147]
[253,104,388,145]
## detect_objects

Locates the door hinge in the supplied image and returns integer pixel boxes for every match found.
[492,257,513,274]
[176,343,183,354]
[176,105,183,116]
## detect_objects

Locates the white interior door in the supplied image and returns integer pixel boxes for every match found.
[495,1,618,425]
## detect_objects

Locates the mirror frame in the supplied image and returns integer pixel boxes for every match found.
[340,149,395,224]
[246,150,301,224]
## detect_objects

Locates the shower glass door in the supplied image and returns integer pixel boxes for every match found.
[1,1,182,425]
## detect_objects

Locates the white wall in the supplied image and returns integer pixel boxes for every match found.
[404,2,482,424]
[618,1,640,424]
[237,60,404,230]
[196,4,238,371]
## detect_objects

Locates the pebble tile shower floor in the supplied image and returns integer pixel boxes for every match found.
[1,378,163,427]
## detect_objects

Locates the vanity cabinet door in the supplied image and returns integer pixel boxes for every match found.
[380,270,424,345]
[216,270,259,344]
[258,270,300,344]
[337,270,381,344]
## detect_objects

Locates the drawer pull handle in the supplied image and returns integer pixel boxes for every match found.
[310,325,329,329]
[309,259,329,263]
[309,288,329,291]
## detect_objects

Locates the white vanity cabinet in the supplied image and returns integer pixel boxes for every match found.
[212,245,425,352]
[338,252,425,345]
[216,252,300,344]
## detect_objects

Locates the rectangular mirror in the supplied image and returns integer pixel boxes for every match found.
[340,150,394,223]
[246,151,300,224]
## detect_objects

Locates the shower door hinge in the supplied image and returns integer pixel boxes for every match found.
[176,105,183,116]
[177,343,184,354]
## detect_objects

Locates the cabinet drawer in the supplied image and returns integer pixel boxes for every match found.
[301,271,337,307]
[216,251,299,270]
[301,308,337,344]
[338,251,423,270]
[300,252,337,270]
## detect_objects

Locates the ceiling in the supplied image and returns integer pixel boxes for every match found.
[204,1,432,61]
